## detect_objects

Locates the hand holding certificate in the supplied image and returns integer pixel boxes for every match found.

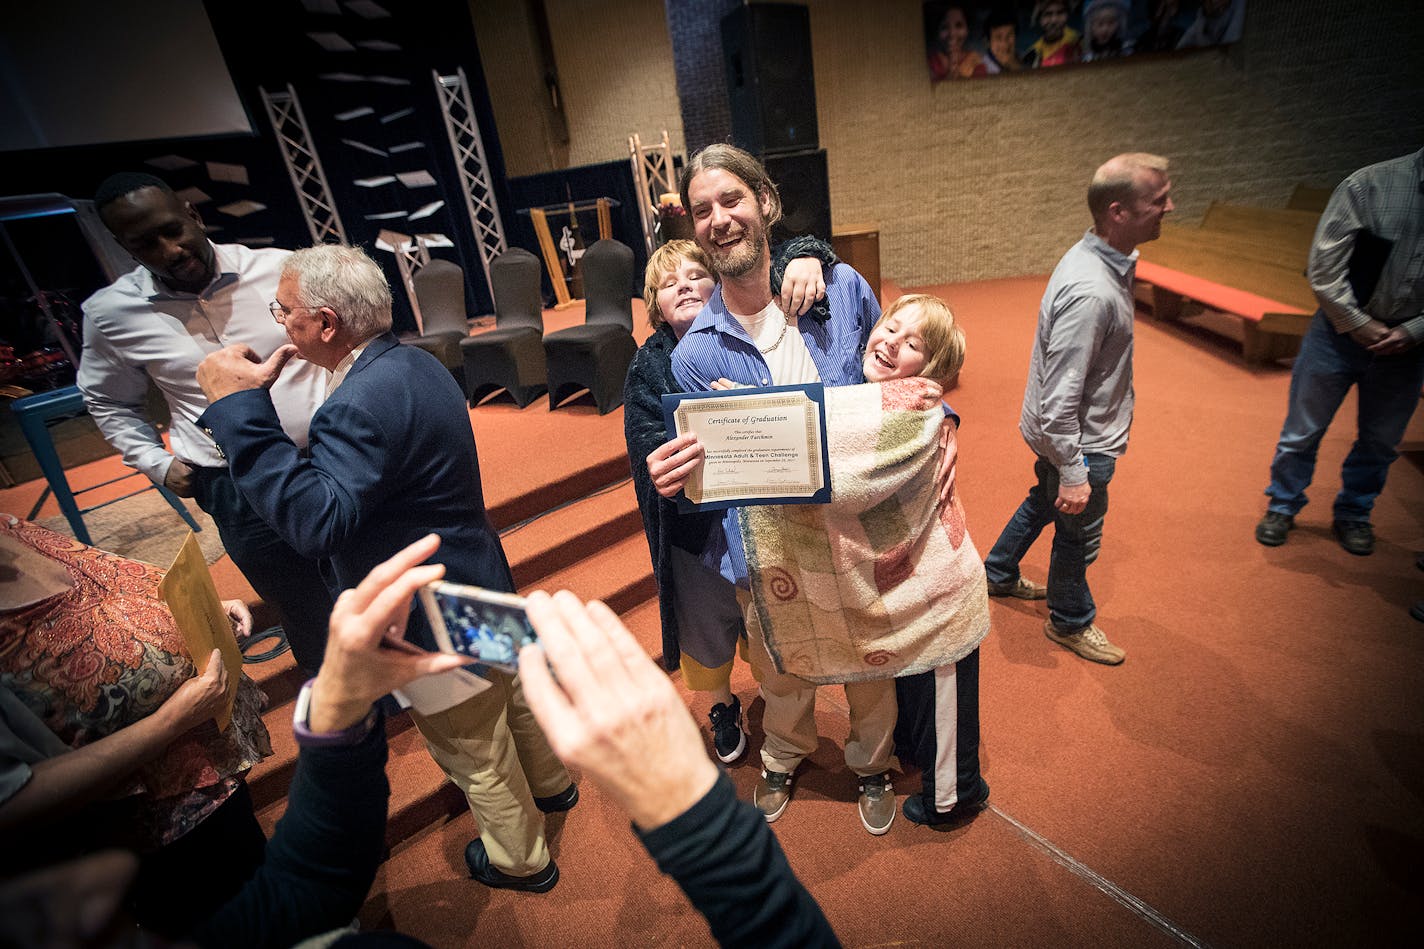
[660,383,830,511]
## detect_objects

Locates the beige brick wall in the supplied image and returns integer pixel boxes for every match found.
[479,0,1422,284]
[805,0,1424,285]
[545,0,686,170]
[469,0,566,177]
[472,0,684,178]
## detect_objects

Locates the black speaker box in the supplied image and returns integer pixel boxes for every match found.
[721,3,819,156]
[764,148,831,245]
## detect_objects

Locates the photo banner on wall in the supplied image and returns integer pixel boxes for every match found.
[925,0,1246,81]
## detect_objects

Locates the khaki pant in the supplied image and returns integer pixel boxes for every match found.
[738,590,898,777]
[409,669,570,877]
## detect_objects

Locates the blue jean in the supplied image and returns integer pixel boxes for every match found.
[1265,311,1424,522]
[984,454,1116,631]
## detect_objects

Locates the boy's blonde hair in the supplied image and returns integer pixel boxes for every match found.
[642,239,714,329]
[874,293,966,384]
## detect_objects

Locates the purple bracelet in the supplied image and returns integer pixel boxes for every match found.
[292,678,378,747]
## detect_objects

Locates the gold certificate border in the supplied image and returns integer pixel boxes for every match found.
[675,390,823,505]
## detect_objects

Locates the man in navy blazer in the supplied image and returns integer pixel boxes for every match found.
[195,244,572,893]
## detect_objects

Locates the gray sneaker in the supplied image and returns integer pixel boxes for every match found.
[987,576,1048,600]
[857,772,895,835]
[754,769,794,822]
[1045,619,1125,665]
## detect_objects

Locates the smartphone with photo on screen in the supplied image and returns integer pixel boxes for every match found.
[417,581,538,674]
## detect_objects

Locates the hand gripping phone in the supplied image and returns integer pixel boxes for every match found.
[417,581,538,673]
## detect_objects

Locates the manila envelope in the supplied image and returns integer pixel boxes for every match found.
[158,532,242,730]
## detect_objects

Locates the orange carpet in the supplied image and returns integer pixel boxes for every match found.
[363,277,1424,947]
[3,281,1421,946]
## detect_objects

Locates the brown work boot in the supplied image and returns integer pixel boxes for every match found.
[986,576,1048,599]
[1045,619,1125,665]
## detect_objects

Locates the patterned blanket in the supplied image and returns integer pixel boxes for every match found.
[739,378,989,684]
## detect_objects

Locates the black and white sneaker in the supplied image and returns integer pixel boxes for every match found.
[708,696,747,763]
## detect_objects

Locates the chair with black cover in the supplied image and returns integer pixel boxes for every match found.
[404,258,471,386]
[542,238,636,414]
[459,248,548,408]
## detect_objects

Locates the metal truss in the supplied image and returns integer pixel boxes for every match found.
[434,68,507,290]
[259,85,347,245]
[629,130,676,254]
[376,230,432,333]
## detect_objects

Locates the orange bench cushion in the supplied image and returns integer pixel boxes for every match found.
[1135,260,1309,324]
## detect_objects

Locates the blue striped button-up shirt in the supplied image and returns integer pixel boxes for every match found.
[670,262,881,584]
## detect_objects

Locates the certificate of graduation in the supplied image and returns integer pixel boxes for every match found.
[661,383,831,512]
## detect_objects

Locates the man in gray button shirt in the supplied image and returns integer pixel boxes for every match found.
[983,153,1173,665]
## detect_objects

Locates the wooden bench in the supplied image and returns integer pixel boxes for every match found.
[1200,203,1320,253]
[1135,203,1321,364]
[1146,223,1318,310]
[1135,260,1312,363]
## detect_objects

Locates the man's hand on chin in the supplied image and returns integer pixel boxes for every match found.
[197,344,299,401]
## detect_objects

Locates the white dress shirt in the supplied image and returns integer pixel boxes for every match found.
[324,342,371,398]
[78,243,327,483]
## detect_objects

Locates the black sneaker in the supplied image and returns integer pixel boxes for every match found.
[1332,520,1374,556]
[1255,511,1294,546]
[708,696,747,763]
[465,839,558,893]
[902,791,989,831]
[533,783,578,814]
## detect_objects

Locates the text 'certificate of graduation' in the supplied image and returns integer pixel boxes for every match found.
[661,383,830,512]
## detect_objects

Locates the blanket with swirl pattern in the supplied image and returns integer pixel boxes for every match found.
[739,377,989,684]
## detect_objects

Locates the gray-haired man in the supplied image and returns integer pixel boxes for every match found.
[197,244,574,894]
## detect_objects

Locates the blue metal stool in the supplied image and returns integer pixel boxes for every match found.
[9,385,201,545]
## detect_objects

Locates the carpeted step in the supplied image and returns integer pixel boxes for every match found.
[486,456,632,532]
[247,696,297,818]
[242,645,303,813]
[254,712,466,848]
[242,637,304,707]
[516,530,657,615]
[618,595,665,662]
[500,480,643,589]
[238,460,664,861]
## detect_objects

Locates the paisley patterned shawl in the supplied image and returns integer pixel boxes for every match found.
[0,515,271,847]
